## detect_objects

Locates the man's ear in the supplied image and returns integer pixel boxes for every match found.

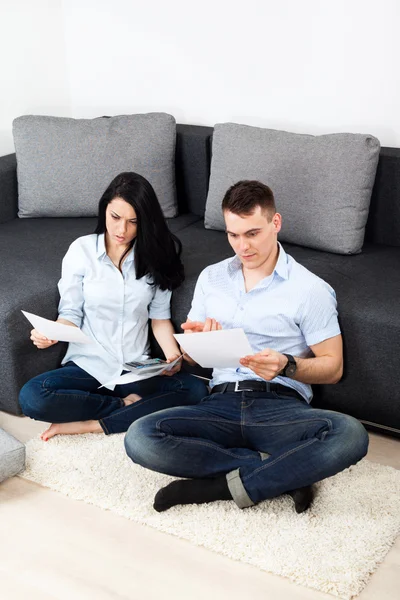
[272,212,282,233]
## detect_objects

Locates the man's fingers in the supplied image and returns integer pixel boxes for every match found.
[210,318,220,331]
[181,320,205,333]
[241,355,274,366]
[181,318,222,333]
[203,317,212,332]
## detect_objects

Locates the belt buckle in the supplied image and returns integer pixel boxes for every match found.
[234,381,253,392]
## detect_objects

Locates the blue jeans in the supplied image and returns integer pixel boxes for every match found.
[19,362,208,434]
[124,390,369,508]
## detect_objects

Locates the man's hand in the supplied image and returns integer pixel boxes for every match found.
[30,329,58,350]
[180,318,223,365]
[181,318,222,334]
[161,354,183,377]
[240,349,288,381]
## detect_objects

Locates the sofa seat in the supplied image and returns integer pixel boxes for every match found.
[172,220,400,433]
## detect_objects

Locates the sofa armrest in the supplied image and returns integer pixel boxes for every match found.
[0,153,18,224]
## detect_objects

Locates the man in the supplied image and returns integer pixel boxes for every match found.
[124,180,369,514]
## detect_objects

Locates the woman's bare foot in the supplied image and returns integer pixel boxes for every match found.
[41,420,103,441]
[123,393,142,406]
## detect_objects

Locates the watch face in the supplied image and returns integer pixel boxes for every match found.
[286,363,297,377]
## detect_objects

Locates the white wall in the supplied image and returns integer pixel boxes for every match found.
[62,0,400,146]
[0,0,70,156]
[1,0,399,155]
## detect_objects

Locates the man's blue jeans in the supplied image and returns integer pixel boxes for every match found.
[124,391,369,508]
[19,362,208,434]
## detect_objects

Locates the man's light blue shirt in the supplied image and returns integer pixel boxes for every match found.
[59,234,171,389]
[187,243,341,403]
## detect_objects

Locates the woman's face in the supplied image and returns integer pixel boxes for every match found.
[105,198,138,246]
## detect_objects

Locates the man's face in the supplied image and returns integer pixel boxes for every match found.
[224,206,282,271]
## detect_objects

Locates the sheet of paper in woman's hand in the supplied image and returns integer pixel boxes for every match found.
[174,328,253,368]
[21,310,92,344]
[100,355,183,387]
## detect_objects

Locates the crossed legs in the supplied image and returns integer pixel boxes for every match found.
[19,362,209,438]
[124,392,369,511]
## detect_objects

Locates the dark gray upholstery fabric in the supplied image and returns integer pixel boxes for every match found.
[0,218,97,414]
[283,242,400,430]
[175,124,213,216]
[0,154,18,224]
[365,147,400,247]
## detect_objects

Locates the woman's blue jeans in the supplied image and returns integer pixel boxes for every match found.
[124,391,369,508]
[19,361,208,434]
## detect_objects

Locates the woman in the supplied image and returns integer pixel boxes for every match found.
[19,172,208,440]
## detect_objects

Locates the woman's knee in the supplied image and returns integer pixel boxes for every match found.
[19,375,51,420]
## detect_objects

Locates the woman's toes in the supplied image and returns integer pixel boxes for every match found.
[41,424,59,441]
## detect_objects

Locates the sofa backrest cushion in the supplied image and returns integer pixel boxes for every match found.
[204,123,380,254]
[13,113,178,218]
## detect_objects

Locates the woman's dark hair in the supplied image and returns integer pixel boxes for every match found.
[95,172,184,291]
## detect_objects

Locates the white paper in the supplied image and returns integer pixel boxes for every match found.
[21,310,92,344]
[101,355,183,387]
[174,328,253,368]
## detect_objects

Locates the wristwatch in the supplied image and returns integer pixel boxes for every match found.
[280,354,297,378]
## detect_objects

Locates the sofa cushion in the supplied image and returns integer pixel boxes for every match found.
[0,428,25,483]
[13,113,178,219]
[204,123,380,254]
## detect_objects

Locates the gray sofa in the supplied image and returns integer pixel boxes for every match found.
[1,123,400,437]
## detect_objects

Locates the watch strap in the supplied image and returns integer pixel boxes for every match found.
[281,353,296,377]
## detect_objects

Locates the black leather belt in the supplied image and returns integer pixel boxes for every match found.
[211,380,304,401]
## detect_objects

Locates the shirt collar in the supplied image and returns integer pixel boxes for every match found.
[96,233,107,259]
[96,233,134,264]
[227,241,288,282]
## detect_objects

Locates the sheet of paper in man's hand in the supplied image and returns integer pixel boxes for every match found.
[174,328,253,368]
[21,311,92,344]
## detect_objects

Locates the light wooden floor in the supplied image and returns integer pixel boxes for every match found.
[1,411,399,600]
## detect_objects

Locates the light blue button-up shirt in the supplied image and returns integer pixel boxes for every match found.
[58,234,171,388]
[188,243,340,402]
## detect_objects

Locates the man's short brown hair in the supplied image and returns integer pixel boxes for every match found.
[221,180,276,221]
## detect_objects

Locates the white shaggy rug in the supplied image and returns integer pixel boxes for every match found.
[20,433,400,600]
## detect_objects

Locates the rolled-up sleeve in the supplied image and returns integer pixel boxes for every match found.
[57,241,85,327]
[148,287,171,320]
[300,281,341,347]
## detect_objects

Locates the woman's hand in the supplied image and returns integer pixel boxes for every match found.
[161,354,183,377]
[30,329,58,350]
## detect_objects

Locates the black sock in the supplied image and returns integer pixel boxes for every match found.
[288,485,314,514]
[154,475,232,512]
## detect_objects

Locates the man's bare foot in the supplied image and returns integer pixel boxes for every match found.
[123,393,142,406]
[41,420,103,441]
